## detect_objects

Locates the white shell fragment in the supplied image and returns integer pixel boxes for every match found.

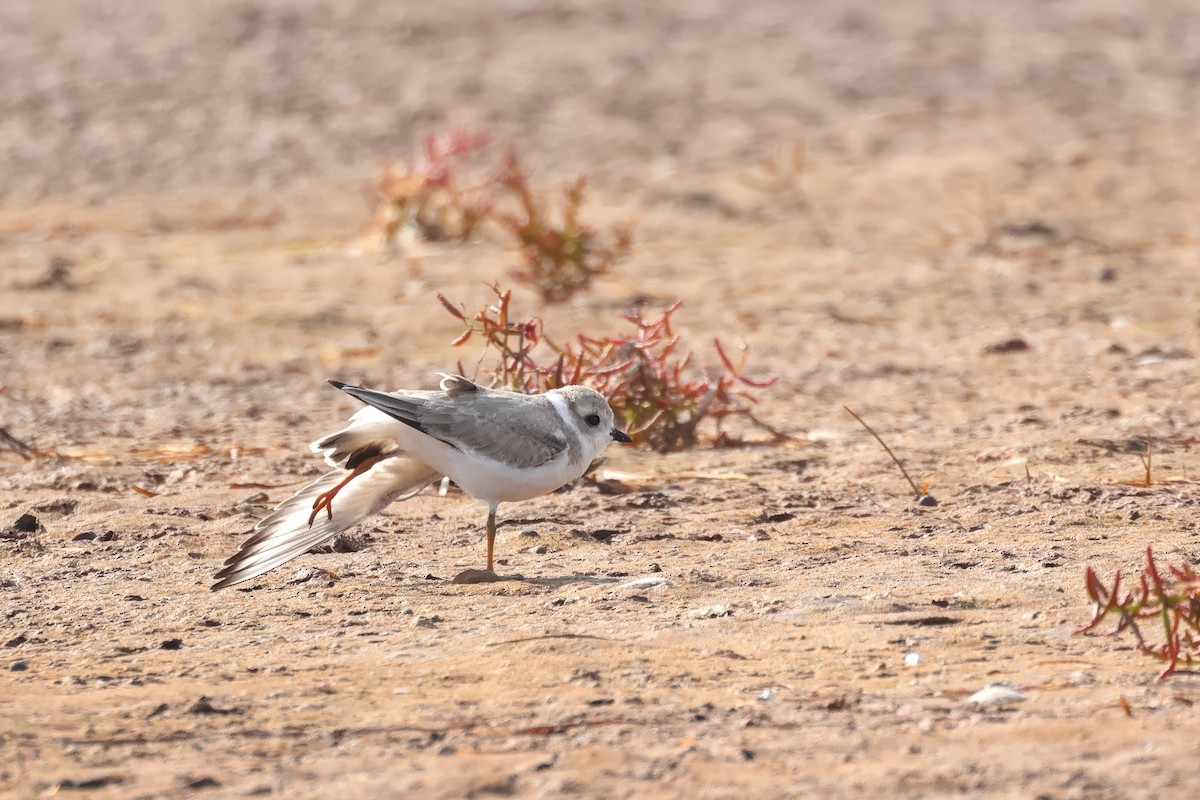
[967,683,1027,707]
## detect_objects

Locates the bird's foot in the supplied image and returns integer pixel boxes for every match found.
[307,456,388,528]
[307,488,337,527]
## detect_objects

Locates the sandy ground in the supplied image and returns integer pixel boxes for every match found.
[4,1,1200,798]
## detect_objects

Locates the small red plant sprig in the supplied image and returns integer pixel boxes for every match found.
[366,129,492,250]
[436,287,545,392]
[492,150,634,304]
[1075,546,1200,679]
[437,285,782,452]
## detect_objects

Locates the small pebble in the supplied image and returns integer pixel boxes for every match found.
[904,652,923,667]
[182,777,221,790]
[330,532,369,553]
[1068,670,1095,686]
[289,568,315,585]
[689,604,732,619]
[451,569,506,584]
[10,660,28,672]
[619,577,674,590]
[13,513,40,533]
[160,639,183,651]
[528,544,548,554]
[985,337,1030,354]
[756,688,776,702]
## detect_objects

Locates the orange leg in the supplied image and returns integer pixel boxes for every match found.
[308,455,386,528]
[485,507,496,572]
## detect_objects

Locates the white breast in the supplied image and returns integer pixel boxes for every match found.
[382,417,586,505]
[439,445,583,504]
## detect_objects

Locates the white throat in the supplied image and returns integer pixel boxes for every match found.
[546,392,580,435]
[546,391,603,465]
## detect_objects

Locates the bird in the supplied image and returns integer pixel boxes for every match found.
[211,373,632,590]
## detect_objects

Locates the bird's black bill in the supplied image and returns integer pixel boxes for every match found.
[611,428,633,443]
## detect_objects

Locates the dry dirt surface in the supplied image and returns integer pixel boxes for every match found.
[5,1,1200,798]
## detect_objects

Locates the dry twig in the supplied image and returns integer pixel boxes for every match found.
[844,406,925,501]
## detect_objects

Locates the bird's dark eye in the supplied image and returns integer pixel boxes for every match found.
[585,413,601,427]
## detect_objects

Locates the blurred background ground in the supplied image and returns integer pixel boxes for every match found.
[3,1,1200,798]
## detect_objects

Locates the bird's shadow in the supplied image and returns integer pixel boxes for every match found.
[519,574,622,588]
[450,569,620,588]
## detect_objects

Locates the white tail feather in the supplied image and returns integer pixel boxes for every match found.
[309,407,399,468]
[211,456,441,590]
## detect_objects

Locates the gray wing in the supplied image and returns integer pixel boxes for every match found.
[328,379,571,469]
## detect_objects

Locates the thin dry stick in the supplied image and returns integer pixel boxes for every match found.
[1138,437,1152,486]
[0,427,37,459]
[844,406,922,499]
[487,633,616,648]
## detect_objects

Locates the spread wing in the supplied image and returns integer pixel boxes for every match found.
[211,454,441,591]
[328,379,570,469]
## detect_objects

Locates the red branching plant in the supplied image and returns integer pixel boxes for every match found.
[365,135,633,302]
[1075,546,1200,679]
[365,129,492,251]
[491,151,634,304]
[437,285,783,452]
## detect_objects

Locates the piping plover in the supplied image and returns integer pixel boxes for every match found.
[212,374,632,590]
